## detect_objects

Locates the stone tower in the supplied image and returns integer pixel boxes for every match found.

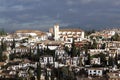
[54,24,59,41]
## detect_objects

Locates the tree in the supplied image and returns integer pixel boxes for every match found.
[0,38,7,62]
[71,39,77,57]
[9,53,14,60]
[77,49,81,56]
[99,53,107,66]
[65,46,70,55]
[2,55,7,62]
[92,53,107,66]
[45,69,49,80]
[36,63,41,80]
[0,47,3,62]
[0,28,7,36]
[85,53,90,65]
[85,29,95,36]
[108,57,114,66]
[61,67,69,80]
[111,33,120,41]
[51,68,55,80]
[37,44,40,56]
[11,38,15,49]
[29,46,34,59]
[114,53,118,65]
[101,43,106,49]
[45,45,55,57]
[61,66,76,80]
[1,38,7,51]
[73,47,77,57]
[91,39,97,49]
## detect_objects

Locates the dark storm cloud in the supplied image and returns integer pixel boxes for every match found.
[0,0,120,31]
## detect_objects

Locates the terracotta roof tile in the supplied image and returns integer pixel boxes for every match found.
[60,29,83,32]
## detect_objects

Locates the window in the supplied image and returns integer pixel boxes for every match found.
[90,70,92,73]
[98,70,100,73]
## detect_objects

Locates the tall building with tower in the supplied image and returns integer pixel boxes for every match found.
[53,24,85,44]
[54,24,60,41]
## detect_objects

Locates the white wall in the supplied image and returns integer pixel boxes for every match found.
[54,24,59,41]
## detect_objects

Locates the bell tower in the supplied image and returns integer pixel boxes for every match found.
[54,24,59,41]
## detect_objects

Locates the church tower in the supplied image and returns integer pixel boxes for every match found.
[54,24,59,41]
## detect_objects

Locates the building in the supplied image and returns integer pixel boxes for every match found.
[53,24,85,43]
[87,68,104,76]
[107,72,120,80]
[106,41,120,48]
[55,49,68,59]
[15,30,47,41]
[91,58,101,65]
[54,24,60,41]
[88,49,105,56]
[38,40,64,50]
[49,28,54,34]
[39,55,54,65]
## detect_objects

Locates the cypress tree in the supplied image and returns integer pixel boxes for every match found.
[37,44,41,57]
[91,39,97,49]
[1,38,6,51]
[114,53,118,65]
[0,47,3,62]
[45,69,49,80]
[11,38,15,49]
[51,68,55,80]
[36,63,41,80]
[108,57,114,66]
[71,39,76,57]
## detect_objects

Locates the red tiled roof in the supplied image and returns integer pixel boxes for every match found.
[60,29,83,32]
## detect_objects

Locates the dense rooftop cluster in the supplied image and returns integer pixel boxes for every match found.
[0,25,120,80]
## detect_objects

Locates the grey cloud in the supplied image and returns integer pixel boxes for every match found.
[0,0,120,32]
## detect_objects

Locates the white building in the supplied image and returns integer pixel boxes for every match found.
[88,68,103,76]
[39,55,54,65]
[91,58,101,65]
[15,30,47,42]
[88,49,105,56]
[53,24,85,43]
[54,24,59,41]
[71,57,80,66]
[55,49,68,59]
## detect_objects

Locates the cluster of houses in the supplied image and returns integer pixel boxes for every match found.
[0,24,120,80]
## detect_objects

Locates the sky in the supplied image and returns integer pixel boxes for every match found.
[0,0,120,32]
